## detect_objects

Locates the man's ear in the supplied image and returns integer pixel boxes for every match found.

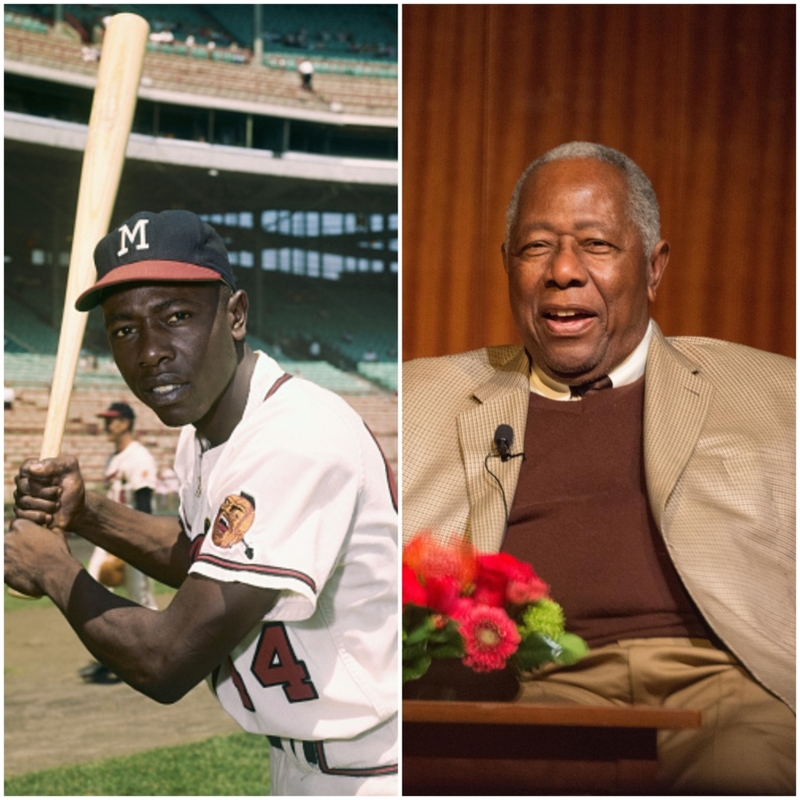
[647,240,669,303]
[501,241,510,275]
[228,289,249,341]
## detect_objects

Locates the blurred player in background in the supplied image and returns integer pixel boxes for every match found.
[81,400,158,684]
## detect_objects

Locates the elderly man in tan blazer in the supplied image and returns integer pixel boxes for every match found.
[403,142,795,794]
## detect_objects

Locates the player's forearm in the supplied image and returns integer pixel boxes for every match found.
[46,566,277,705]
[75,492,190,587]
[42,561,196,703]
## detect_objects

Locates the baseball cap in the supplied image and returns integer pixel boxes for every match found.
[97,401,135,421]
[75,210,237,312]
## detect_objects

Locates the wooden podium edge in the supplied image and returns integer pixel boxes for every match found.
[403,699,702,729]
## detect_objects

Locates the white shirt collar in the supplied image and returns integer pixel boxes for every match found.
[529,320,653,401]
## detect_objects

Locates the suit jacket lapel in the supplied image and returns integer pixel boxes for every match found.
[456,348,530,552]
[644,324,714,528]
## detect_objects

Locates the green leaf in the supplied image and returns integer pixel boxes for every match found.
[427,619,462,644]
[552,632,589,665]
[402,641,430,662]
[404,616,437,646]
[430,642,464,660]
[403,655,432,683]
[514,633,560,669]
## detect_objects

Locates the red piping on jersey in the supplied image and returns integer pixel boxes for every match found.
[264,372,293,400]
[227,656,255,711]
[313,741,398,777]
[210,658,255,712]
[193,551,317,593]
[267,737,397,777]
[188,533,204,563]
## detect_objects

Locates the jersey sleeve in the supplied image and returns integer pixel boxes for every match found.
[188,396,362,622]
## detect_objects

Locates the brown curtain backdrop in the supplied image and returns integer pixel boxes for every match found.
[402,4,795,361]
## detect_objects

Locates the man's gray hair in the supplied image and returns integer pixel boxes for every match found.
[504,142,661,255]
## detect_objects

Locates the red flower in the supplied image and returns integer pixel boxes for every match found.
[402,564,427,607]
[424,575,464,615]
[403,531,477,593]
[473,552,548,607]
[458,604,521,672]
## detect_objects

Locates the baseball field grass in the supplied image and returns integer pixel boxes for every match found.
[4,731,271,795]
[6,543,249,786]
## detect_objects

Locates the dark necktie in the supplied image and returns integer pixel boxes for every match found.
[570,374,613,398]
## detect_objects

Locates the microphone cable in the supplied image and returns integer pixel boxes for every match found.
[484,447,525,533]
[484,452,510,524]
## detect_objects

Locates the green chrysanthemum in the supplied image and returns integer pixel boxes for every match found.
[520,598,565,639]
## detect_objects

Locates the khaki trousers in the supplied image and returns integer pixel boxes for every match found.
[519,638,795,795]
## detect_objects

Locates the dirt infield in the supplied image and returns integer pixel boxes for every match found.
[4,543,240,778]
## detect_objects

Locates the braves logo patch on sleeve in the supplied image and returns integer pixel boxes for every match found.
[212,492,256,558]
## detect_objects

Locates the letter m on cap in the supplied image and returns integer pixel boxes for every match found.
[117,219,150,257]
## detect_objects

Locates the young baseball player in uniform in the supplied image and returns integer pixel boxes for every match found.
[7,210,398,795]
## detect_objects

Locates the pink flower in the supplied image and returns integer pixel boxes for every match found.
[458,604,521,672]
[507,574,549,605]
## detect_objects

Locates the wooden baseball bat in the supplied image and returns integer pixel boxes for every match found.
[41,12,149,458]
[9,13,149,599]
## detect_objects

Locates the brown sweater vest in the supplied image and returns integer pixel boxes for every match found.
[502,377,715,648]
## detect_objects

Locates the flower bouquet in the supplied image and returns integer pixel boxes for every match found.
[402,531,588,701]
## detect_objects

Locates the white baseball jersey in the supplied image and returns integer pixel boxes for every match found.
[101,439,159,610]
[105,440,157,505]
[173,352,398,779]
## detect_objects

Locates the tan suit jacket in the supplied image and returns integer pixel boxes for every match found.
[403,323,795,710]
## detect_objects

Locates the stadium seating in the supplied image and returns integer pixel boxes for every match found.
[8,4,396,63]
[243,272,396,367]
[4,8,48,34]
[3,303,60,355]
[4,13,396,119]
[4,353,126,387]
[357,362,397,393]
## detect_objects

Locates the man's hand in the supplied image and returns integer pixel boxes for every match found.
[14,456,87,532]
[4,518,73,598]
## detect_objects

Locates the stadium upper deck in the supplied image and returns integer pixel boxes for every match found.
[5,6,397,126]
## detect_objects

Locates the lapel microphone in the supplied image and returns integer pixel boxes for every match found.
[494,424,515,462]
